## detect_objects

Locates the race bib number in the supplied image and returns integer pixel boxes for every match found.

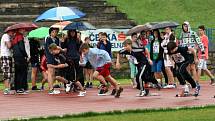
[153,42,159,53]
[171,53,185,63]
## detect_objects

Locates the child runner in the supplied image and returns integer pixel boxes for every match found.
[116,39,161,97]
[79,43,123,98]
[167,42,200,97]
[49,43,86,96]
[197,25,215,85]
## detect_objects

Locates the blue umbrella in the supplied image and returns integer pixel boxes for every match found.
[63,22,96,31]
[35,7,86,22]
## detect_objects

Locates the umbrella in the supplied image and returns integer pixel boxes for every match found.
[51,21,72,29]
[35,7,86,22]
[63,22,96,31]
[4,22,38,32]
[27,27,49,39]
[151,21,179,29]
[126,22,158,35]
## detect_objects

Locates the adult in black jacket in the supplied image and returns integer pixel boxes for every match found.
[62,29,84,86]
[11,29,28,93]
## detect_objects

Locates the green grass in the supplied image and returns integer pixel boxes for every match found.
[11,105,215,121]
[107,0,215,28]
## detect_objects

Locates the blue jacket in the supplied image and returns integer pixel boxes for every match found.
[98,41,112,58]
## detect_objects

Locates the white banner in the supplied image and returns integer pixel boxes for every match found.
[81,29,130,51]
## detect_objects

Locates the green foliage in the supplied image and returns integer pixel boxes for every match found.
[108,0,215,28]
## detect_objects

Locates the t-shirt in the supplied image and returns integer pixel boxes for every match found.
[24,37,30,58]
[119,47,148,65]
[54,52,75,81]
[0,34,12,57]
[152,39,160,60]
[44,36,60,64]
[170,46,192,63]
[198,35,208,59]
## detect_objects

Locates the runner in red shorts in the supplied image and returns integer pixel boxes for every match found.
[79,43,123,98]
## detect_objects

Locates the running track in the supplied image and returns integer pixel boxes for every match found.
[0,81,215,120]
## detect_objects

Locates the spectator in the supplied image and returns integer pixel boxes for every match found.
[97,32,103,48]
[98,32,112,58]
[150,29,164,85]
[29,38,41,90]
[83,37,94,88]
[44,27,60,94]
[127,33,138,88]
[197,25,215,85]
[0,30,14,94]
[161,27,176,88]
[63,30,84,87]
[11,29,29,94]
[179,21,204,82]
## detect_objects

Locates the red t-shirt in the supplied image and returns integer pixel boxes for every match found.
[198,35,209,59]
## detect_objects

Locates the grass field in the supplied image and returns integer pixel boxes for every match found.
[12,106,215,121]
[107,0,215,28]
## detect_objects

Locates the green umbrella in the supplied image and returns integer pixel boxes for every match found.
[28,27,49,39]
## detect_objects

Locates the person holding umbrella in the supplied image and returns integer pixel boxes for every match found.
[150,29,164,86]
[0,30,14,94]
[61,29,84,89]
[11,28,29,94]
[44,27,61,94]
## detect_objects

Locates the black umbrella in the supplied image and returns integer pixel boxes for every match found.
[152,21,179,29]
[126,22,158,35]
[63,22,96,31]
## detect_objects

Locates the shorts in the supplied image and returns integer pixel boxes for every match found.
[152,60,162,72]
[96,63,111,78]
[84,61,93,69]
[30,56,39,67]
[129,61,137,78]
[56,67,76,82]
[0,56,13,81]
[31,62,40,68]
[198,59,207,70]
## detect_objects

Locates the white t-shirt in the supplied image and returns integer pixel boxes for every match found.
[0,34,12,57]
[24,37,31,58]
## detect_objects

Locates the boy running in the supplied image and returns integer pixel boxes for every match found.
[167,42,200,97]
[49,43,86,96]
[79,43,123,98]
[116,39,161,97]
